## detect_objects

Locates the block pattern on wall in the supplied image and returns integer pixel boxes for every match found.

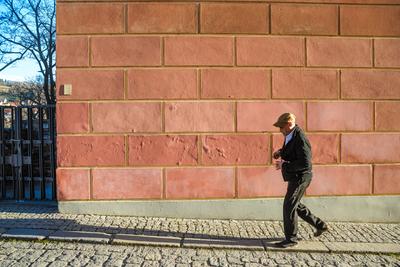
[56,0,400,201]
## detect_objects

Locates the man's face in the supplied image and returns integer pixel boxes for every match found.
[279,122,292,136]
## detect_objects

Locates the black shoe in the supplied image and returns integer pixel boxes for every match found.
[314,225,328,237]
[275,240,298,248]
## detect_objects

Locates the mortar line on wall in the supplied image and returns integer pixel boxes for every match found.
[338,69,342,100]
[161,36,165,66]
[235,167,238,198]
[58,129,400,137]
[338,5,341,35]
[234,36,237,67]
[88,37,92,67]
[372,38,375,68]
[54,193,400,202]
[373,101,376,131]
[124,69,128,100]
[90,168,93,200]
[304,38,308,67]
[124,3,128,34]
[162,168,166,199]
[270,134,274,165]
[234,101,238,132]
[84,102,90,134]
[198,69,202,99]
[58,32,400,38]
[269,69,273,99]
[338,133,342,163]
[268,4,272,34]
[67,193,400,202]
[57,0,400,6]
[197,2,201,34]
[52,166,316,173]
[57,65,400,71]
[60,164,378,170]
[371,164,375,195]
[304,101,308,131]
[198,134,203,165]
[59,98,400,104]
[89,103,93,132]
[125,135,129,166]
[161,102,165,132]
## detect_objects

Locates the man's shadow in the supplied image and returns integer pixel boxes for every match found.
[0,214,282,247]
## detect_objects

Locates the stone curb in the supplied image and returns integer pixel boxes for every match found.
[183,237,265,251]
[1,228,55,241]
[113,234,182,247]
[1,227,400,254]
[48,230,111,244]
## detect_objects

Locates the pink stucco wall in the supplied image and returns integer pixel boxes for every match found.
[56,0,400,202]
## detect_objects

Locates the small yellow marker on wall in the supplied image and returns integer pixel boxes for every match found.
[62,84,72,96]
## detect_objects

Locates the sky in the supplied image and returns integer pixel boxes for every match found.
[0,3,43,82]
[0,58,41,82]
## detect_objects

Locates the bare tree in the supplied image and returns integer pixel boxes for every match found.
[0,0,56,105]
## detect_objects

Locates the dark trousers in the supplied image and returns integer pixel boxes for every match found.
[283,174,325,242]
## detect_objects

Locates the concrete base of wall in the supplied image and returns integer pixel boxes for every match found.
[58,195,400,222]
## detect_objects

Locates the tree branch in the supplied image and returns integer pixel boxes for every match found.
[6,0,39,44]
[0,49,28,71]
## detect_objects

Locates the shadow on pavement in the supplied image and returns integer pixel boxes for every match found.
[0,203,283,248]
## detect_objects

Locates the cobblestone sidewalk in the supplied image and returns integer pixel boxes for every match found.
[0,203,399,255]
[1,239,400,267]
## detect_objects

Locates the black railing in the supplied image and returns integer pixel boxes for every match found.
[0,105,56,201]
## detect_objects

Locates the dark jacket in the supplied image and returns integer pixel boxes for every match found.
[280,125,312,181]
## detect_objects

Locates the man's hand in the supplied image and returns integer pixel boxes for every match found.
[274,159,285,170]
[273,149,281,159]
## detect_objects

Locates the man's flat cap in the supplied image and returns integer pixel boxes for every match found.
[273,113,296,128]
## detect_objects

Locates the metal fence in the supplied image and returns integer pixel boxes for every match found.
[0,105,56,201]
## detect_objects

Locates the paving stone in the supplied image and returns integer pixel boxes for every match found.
[324,242,400,254]
[112,234,181,247]
[227,255,243,264]
[183,238,264,250]
[2,228,54,241]
[208,257,219,266]
[48,230,111,244]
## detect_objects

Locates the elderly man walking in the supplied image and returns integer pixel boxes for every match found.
[273,113,328,248]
